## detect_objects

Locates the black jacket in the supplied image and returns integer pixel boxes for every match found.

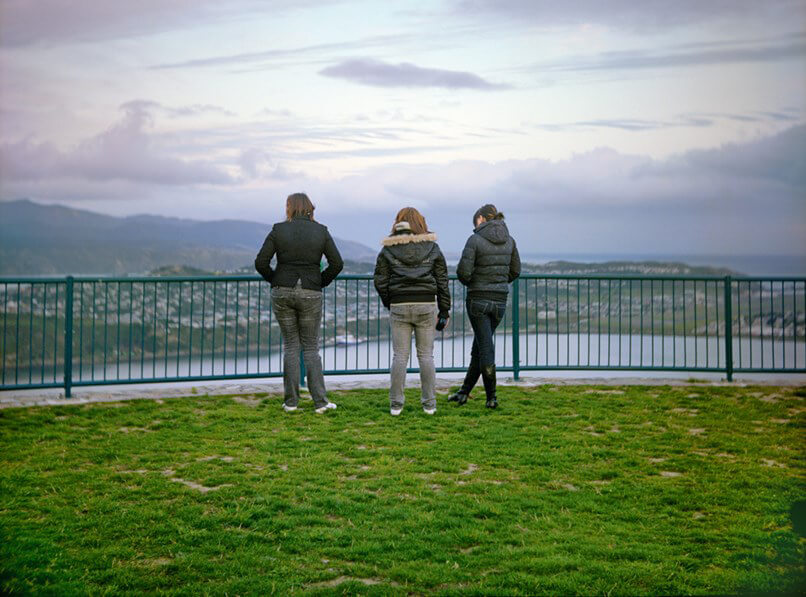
[373,230,451,318]
[254,216,343,290]
[456,219,520,299]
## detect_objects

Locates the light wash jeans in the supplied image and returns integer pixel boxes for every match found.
[389,303,437,410]
[271,285,328,408]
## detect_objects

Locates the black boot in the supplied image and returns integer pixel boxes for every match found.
[481,364,497,409]
[447,390,469,406]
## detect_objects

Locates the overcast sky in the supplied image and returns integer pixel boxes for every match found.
[1,0,804,256]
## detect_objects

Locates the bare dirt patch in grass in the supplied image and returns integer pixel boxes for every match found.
[231,396,260,407]
[583,389,625,395]
[761,459,787,468]
[688,428,706,435]
[460,463,478,475]
[118,427,151,433]
[659,471,682,478]
[171,477,233,493]
[140,558,172,567]
[309,576,399,589]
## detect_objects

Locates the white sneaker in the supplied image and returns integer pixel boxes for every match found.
[423,407,436,415]
[390,407,403,416]
[315,402,337,414]
[282,404,297,412]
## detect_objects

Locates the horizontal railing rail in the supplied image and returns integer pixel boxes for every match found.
[1,274,804,396]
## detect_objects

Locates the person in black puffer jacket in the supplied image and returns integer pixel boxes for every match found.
[374,207,450,416]
[450,204,520,409]
[255,193,343,413]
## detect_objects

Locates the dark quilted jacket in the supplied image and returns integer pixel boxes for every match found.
[456,219,520,298]
[373,231,451,318]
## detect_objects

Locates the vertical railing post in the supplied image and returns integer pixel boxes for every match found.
[723,275,733,382]
[512,278,520,380]
[300,350,307,387]
[64,276,74,398]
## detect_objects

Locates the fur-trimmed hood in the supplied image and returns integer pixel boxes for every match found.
[381,232,437,247]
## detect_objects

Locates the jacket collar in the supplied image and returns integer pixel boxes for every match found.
[381,232,437,247]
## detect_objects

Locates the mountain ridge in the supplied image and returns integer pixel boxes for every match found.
[0,199,377,274]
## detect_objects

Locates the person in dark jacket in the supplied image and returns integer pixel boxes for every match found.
[449,204,520,409]
[255,193,343,413]
[374,207,450,415]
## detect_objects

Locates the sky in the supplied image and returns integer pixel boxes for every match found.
[0,0,804,257]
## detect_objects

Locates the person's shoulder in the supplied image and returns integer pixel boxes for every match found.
[308,219,329,233]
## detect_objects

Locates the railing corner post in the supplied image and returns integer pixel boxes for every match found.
[64,276,74,398]
[512,277,520,381]
[723,275,733,382]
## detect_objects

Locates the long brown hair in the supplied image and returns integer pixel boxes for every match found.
[392,207,429,235]
[286,193,315,220]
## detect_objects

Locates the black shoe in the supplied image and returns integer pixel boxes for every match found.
[448,391,468,406]
[486,397,498,409]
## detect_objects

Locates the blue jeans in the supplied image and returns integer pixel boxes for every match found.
[271,285,328,408]
[460,297,506,394]
[389,303,437,409]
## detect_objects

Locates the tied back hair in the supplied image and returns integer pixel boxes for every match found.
[474,203,504,225]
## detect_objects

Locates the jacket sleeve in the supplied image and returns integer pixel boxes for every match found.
[320,230,344,288]
[456,236,476,286]
[373,250,391,309]
[254,228,276,282]
[433,246,451,318]
[508,238,521,283]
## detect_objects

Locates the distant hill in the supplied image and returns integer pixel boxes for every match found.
[0,199,376,275]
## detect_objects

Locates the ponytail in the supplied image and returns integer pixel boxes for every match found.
[473,203,504,225]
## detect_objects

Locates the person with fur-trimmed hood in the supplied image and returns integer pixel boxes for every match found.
[374,207,451,416]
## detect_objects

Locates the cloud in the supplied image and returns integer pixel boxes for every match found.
[536,34,806,74]
[0,102,234,184]
[454,0,804,32]
[319,58,511,90]
[304,125,806,255]
[0,0,336,47]
[531,115,715,133]
[120,100,235,119]
[150,34,415,71]
[4,128,804,257]
[636,124,806,188]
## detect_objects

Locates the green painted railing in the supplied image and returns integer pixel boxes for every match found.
[1,274,804,396]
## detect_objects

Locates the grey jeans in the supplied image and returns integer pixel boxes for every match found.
[389,303,437,409]
[271,285,328,408]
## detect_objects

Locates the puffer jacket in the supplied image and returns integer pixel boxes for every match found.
[456,219,520,299]
[254,215,343,290]
[373,229,451,318]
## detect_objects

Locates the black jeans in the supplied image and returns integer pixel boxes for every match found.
[460,297,506,394]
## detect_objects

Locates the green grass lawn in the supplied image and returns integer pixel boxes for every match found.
[1,384,804,595]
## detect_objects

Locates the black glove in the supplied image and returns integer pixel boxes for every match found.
[436,315,448,331]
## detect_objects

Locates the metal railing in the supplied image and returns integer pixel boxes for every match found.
[2,274,804,396]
